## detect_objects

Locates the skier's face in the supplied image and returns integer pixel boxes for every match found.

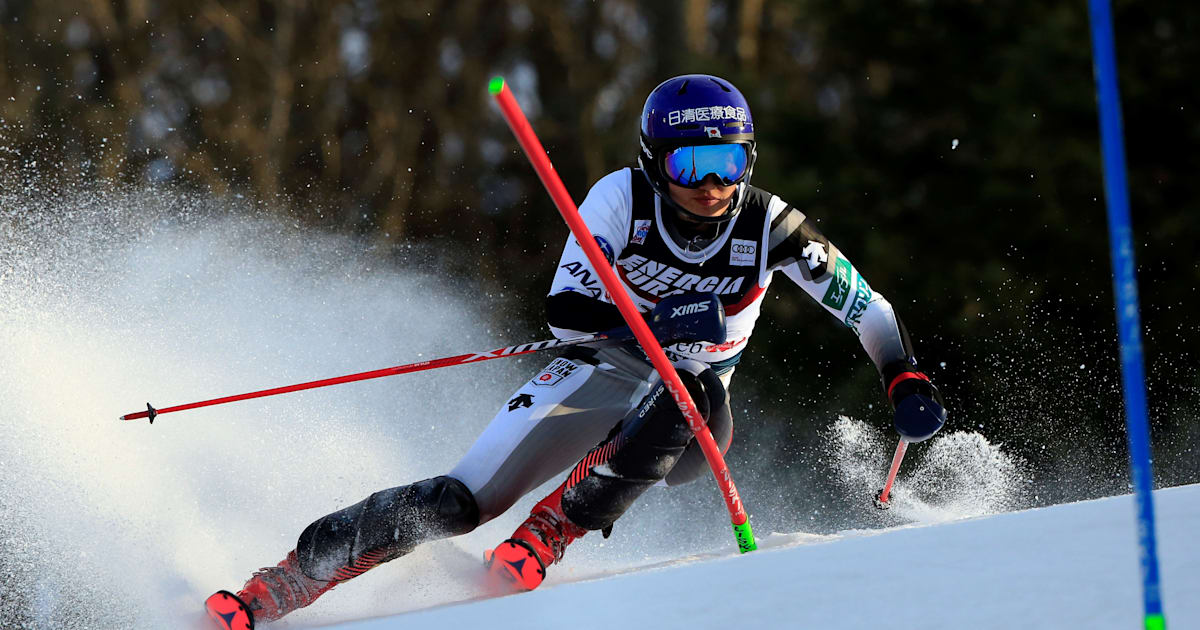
[667,174,736,218]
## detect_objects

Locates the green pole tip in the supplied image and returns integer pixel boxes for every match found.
[1144,613,1166,630]
[733,521,757,553]
[488,77,505,95]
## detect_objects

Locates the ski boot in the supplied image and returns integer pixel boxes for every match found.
[205,550,337,628]
[485,484,587,591]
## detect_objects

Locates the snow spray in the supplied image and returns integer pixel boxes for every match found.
[0,183,539,627]
[827,416,1030,524]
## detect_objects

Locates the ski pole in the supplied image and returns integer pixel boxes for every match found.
[875,438,909,509]
[489,76,756,553]
[119,301,722,423]
[120,331,617,424]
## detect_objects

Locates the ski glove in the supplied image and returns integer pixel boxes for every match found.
[647,292,727,346]
[883,361,947,443]
[548,291,726,347]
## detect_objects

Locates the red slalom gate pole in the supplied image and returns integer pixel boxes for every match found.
[489,76,756,553]
[875,439,909,509]
[118,333,611,423]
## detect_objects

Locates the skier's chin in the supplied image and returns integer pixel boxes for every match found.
[676,201,731,222]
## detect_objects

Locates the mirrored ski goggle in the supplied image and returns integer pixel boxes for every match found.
[661,144,750,188]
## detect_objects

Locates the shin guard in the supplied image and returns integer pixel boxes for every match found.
[295,475,480,581]
[560,360,726,531]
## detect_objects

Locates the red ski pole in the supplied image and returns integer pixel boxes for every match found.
[489,76,756,553]
[875,438,909,509]
[119,332,612,423]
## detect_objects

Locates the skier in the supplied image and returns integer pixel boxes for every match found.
[204,73,947,628]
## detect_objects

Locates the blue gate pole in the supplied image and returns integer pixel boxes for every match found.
[1085,1,1166,628]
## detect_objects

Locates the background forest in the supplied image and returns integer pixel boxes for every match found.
[2,0,1197,505]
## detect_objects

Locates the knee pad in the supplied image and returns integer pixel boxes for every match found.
[561,360,726,531]
[664,382,732,486]
[296,475,479,581]
[624,359,724,448]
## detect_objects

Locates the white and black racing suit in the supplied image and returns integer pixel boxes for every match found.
[449,167,915,522]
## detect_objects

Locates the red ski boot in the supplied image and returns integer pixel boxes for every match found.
[486,484,587,591]
[206,550,338,627]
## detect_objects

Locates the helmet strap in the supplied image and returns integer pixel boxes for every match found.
[662,205,727,253]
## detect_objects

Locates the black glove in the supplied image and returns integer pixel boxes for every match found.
[882,360,947,443]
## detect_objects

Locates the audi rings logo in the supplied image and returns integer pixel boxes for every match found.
[730,238,756,266]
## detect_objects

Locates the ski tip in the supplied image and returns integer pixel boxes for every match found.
[484,539,545,593]
[204,590,254,630]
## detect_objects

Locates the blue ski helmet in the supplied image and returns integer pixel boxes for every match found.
[638,74,757,224]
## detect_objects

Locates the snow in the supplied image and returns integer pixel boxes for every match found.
[313,485,1199,630]
[1,196,1195,630]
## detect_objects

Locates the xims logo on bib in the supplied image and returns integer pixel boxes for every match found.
[617,253,748,299]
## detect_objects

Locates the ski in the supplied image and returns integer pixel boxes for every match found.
[204,590,254,630]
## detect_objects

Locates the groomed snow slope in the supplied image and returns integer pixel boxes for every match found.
[317,485,1199,630]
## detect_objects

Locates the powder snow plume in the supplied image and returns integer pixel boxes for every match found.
[826,415,1030,526]
[0,184,542,628]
